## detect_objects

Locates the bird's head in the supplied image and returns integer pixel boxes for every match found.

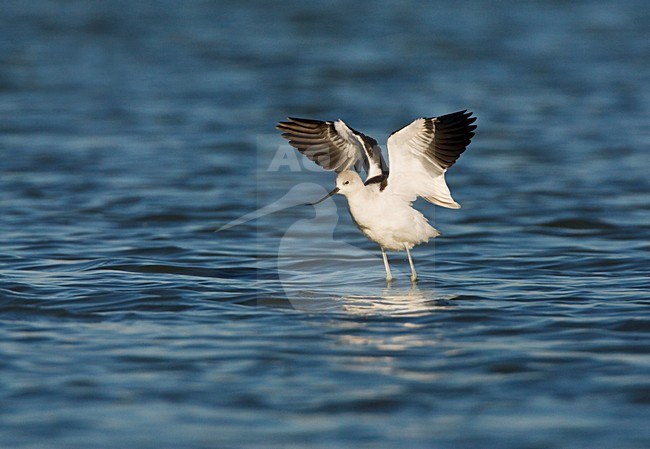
[306,171,363,205]
[335,171,363,196]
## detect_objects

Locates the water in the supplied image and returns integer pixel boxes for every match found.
[1,0,649,447]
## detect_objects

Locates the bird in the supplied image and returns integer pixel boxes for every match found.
[276,110,476,283]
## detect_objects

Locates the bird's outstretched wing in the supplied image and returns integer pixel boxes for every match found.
[385,110,476,208]
[277,117,387,182]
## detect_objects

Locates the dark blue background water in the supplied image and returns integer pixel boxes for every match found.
[1,1,649,448]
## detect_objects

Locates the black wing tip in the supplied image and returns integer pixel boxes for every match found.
[430,109,475,121]
[430,109,478,169]
[277,117,336,132]
[276,118,299,130]
[287,116,330,125]
[389,110,476,136]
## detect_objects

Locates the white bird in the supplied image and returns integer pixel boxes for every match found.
[276,110,476,282]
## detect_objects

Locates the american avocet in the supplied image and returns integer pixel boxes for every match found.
[276,110,476,282]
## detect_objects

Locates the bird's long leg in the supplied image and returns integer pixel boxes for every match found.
[381,247,393,283]
[404,244,417,283]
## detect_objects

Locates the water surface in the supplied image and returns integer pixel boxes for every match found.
[1,1,649,448]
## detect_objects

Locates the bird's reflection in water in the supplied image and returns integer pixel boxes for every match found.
[340,283,454,316]
[280,283,457,359]
[279,282,456,316]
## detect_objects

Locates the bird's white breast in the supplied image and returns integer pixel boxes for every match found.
[345,185,439,251]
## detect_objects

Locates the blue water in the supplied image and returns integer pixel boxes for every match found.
[1,1,649,448]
